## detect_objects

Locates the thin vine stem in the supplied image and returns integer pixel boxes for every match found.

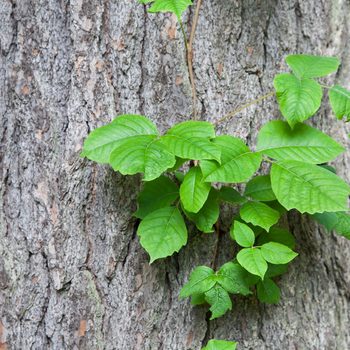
[214,91,275,126]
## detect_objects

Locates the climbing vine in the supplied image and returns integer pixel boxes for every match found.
[81,1,350,349]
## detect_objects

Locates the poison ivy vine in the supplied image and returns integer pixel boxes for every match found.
[81,1,350,349]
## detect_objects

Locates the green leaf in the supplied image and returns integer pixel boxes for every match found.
[219,187,246,204]
[110,135,175,181]
[202,339,237,350]
[271,160,350,214]
[161,122,220,162]
[274,73,322,127]
[204,284,232,320]
[257,120,344,164]
[200,136,262,183]
[257,227,295,249]
[329,85,350,121]
[332,212,350,239]
[148,0,193,20]
[167,157,188,171]
[135,176,179,219]
[266,264,288,278]
[180,266,216,298]
[260,242,298,264]
[313,212,350,239]
[137,207,187,262]
[244,175,276,201]
[240,201,281,231]
[230,221,255,247]
[217,262,252,295]
[180,166,211,213]
[237,248,268,279]
[257,278,281,304]
[191,293,206,306]
[81,115,158,163]
[185,190,219,233]
[286,54,340,79]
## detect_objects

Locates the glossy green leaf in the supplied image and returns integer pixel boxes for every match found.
[202,339,237,350]
[257,121,344,164]
[135,176,179,219]
[240,201,280,231]
[180,166,211,213]
[137,207,187,262]
[230,221,255,247]
[329,85,350,121]
[185,190,219,233]
[244,175,276,201]
[81,115,158,163]
[237,248,268,279]
[257,278,281,304]
[286,54,340,79]
[257,227,295,249]
[274,73,322,127]
[200,136,262,183]
[147,0,193,20]
[219,187,246,204]
[260,242,298,264]
[205,284,232,320]
[217,262,252,295]
[180,266,216,298]
[271,160,350,214]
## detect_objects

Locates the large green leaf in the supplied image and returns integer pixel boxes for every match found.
[260,242,298,264]
[180,266,216,298]
[230,221,255,247]
[257,121,344,163]
[137,207,187,262]
[135,176,179,219]
[146,0,193,20]
[257,278,280,304]
[329,85,350,121]
[161,122,220,162]
[180,166,211,213]
[237,248,268,279]
[286,54,340,79]
[81,115,158,163]
[204,284,232,320]
[274,73,322,127]
[257,227,295,249]
[271,160,350,214]
[244,175,276,201]
[217,262,252,295]
[200,136,262,183]
[110,135,175,180]
[184,190,219,233]
[240,201,280,231]
[202,339,237,350]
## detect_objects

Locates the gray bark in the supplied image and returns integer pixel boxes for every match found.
[1,0,350,349]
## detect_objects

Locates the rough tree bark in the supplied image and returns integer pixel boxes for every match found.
[1,0,350,349]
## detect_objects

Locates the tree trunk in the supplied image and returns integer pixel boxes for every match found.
[1,0,350,349]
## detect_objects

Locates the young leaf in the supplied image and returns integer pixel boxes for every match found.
[109,135,175,181]
[271,160,350,214]
[286,54,340,79]
[332,212,350,239]
[256,120,344,164]
[244,175,276,201]
[184,190,219,233]
[257,278,281,304]
[137,207,187,262]
[260,242,298,265]
[217,262,252,295]
[180,166,211,213]
[148,0,193,21]
[240,201,280,231]
[219,187,246,204]
[274,73,322,127]
[237,248,268,279]
[204,284,232,320]
[257,227,296,249]
[180,266,216,298]
[202,339,237,350]
[200,136,262,183]
[230,221,255,247]
[135,176,179,219]
[81,115,158,163]
[191,293,206,306]
[329,85,350,121]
